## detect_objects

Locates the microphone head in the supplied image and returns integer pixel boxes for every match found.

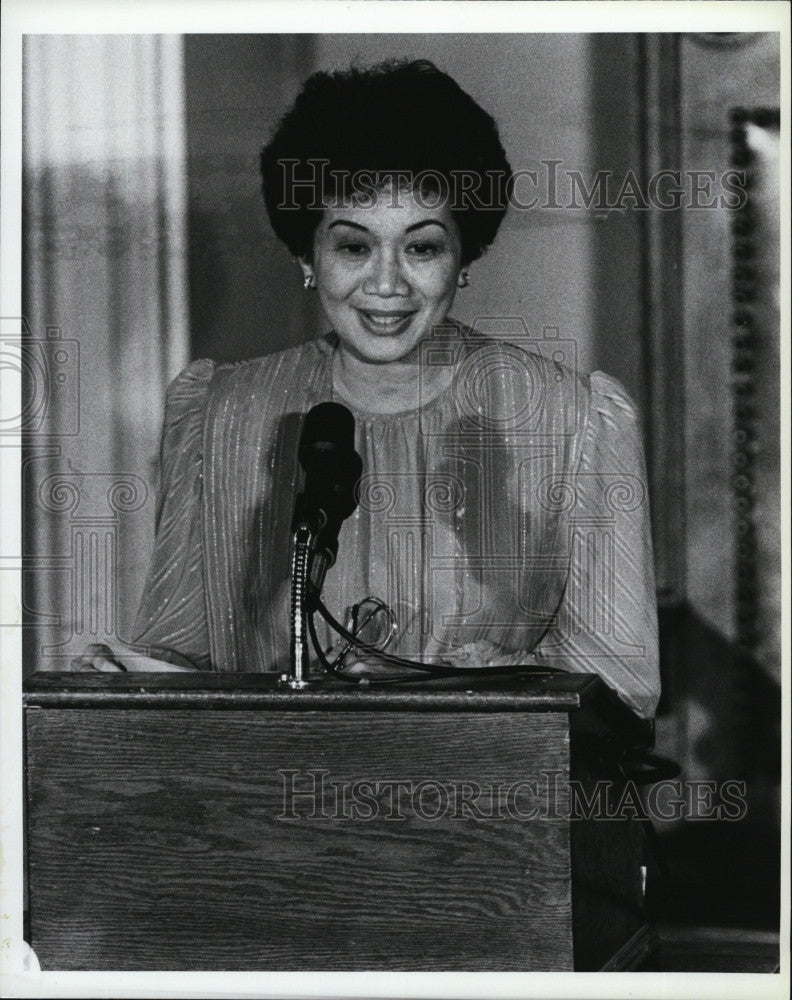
[293,402,363,541]
[298,401,356,467]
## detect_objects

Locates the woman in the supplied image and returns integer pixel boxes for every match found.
[74,60,660,720]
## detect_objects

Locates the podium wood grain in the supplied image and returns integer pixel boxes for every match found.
[24,672,649,970]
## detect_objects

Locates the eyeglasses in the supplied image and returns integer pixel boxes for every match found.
[326,596,398,669]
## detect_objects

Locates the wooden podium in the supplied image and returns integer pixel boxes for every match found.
[23,670,657,971]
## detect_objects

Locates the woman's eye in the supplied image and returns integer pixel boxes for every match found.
[406,242,442,258]
[337,242,369,257]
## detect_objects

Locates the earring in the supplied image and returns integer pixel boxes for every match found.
[457,270,470,289]
[303,273,315,290]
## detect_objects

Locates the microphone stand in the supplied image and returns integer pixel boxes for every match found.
[283,519,332,689]
[283,523,315,689]
[281,401,362,689]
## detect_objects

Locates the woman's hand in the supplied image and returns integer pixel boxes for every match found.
[68,643,199,672]
[332,653,430,682]
[329,645,456,681]
[69,643,127,672]
[446,639,538,670]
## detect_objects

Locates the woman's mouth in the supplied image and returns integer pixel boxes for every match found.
[356,309,416,336]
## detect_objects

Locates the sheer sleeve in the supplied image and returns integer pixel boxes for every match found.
[533,372,661,718]
[127,359,215,669]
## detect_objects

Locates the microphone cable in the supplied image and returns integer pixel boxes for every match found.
[311,596,543,684]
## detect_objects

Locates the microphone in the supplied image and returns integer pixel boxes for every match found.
[291,402,363,598]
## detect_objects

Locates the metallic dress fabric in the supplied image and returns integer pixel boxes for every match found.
[131,329,660,718]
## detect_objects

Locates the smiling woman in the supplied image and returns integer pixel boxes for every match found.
[308,188,464,409]
[70,59,660,722]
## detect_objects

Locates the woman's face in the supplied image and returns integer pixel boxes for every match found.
[305,184,464,364]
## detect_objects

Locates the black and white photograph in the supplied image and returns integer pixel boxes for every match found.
[1,2,788,997]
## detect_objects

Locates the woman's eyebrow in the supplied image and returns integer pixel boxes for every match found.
[326,218,448,234]
[327,219,369,232]
[405,220,448,233]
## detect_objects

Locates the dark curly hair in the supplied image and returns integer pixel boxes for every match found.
[260,59,513,266]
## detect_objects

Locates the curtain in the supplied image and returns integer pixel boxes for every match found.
[22,35,190,673]
[741,119,781,682]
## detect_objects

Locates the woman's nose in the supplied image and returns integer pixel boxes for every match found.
[363,251,409,297]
